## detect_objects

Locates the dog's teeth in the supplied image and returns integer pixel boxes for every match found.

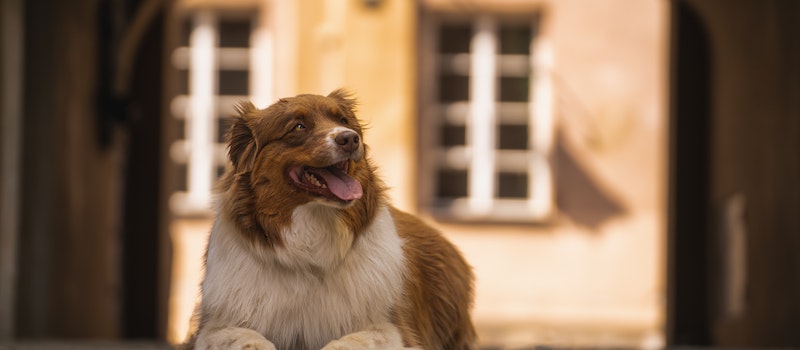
[304,171,322,187]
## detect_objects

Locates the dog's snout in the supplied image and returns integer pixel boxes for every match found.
[335,130,360,153]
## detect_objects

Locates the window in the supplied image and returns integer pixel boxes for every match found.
[169,9,270,215]
[419,13,555,222]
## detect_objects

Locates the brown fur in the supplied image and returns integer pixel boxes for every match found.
[390,208,477,349]
[185,89,476,349]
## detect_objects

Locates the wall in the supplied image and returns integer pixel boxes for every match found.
[422,0,669,347]
[166,0,419,342]
[294,0,417,210]
[290,0,669,346]
[166,0,669,347]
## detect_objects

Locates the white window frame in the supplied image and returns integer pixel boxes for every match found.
[419,13,556,223]
[169,8,272,215]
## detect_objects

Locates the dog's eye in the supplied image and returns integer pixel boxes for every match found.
[294,123,306,131]
[339,117,348,125]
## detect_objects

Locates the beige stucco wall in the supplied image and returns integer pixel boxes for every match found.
[432,1,668,347]
[167,0,669,347]
[292,0,417,211]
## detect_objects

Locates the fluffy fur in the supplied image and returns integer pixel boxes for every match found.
[184,90,476,350]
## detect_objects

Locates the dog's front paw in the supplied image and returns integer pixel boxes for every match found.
[321,323,405,350]
[229,333,276,350]
[321,338,362,350]
[322,339,415,350]
[196,327,276,350]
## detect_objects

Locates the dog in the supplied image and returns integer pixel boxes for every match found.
[183,89,477,350]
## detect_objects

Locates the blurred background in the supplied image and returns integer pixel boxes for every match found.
[1,0,799,348]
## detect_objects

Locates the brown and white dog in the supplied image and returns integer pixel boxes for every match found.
[184,90,476,350]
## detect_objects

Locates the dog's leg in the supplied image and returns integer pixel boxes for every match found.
[195,326,276,350]
[321,323,420,350]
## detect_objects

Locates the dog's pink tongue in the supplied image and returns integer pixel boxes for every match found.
[318,167,363,201]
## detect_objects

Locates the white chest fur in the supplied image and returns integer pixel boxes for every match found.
[201,204,406,350]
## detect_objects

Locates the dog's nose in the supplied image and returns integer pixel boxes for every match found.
[335,130,360,153]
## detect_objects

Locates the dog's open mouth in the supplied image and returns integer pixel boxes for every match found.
[288,161,363,202]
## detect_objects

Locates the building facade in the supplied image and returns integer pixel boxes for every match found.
[164,0,669,347]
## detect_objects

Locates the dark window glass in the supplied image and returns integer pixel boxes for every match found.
[499,76,529,102]
[219,18,252,48]
[437,170,468,198]
[176,118,186,140]
[176,164,188,192]
[499,24,531,55]
[439,24,472,54]
[180,18,192,47]
[441,125,466,146]
[497,124,528,150]
[217,117,230,143]
[439,75,469,102]
[177,69,189,95]
[218,70,249,95]
[497,172,528,198]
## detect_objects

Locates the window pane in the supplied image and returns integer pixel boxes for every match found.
[437,170,468,198]
[176,118,186,140]
[217,117,230,143]
[497,172,528,198]
[179,17,192,47]
[439,75,470,102]
[218,70,249,95]
[177,69,189,95]
[439,24,471,54]
[219,18,252,48]
[497,124,528,150]
[499,24,531,54]
[499,76,529,102]
[441,124,466,146]
[176,164,188,192]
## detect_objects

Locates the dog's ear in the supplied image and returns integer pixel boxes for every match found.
[228,102,259,172]
[328,88,358,113]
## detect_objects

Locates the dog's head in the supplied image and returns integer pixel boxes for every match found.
[219,89,381,246]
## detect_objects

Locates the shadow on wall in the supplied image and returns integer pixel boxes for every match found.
[554,128,627,229]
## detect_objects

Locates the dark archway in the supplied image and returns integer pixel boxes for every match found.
[667,0,712,345]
